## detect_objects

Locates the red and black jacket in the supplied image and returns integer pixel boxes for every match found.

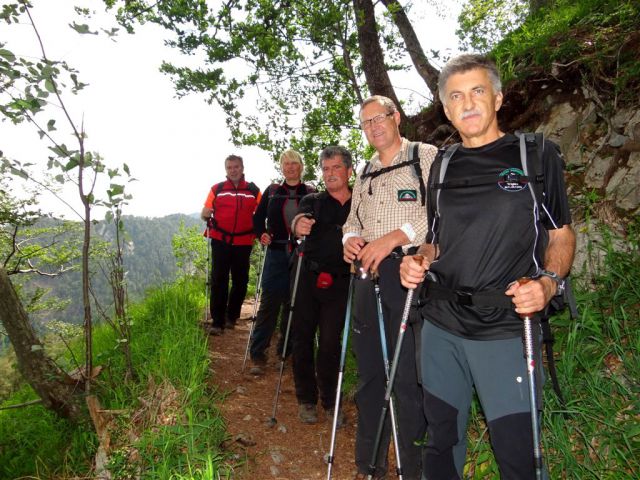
[204,177,261,246]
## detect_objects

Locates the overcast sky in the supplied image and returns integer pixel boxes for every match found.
[2,0,460,219]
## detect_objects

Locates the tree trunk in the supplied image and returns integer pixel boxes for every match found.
[381,0,440,99]
[0,267,85,422]
[352,0,409,127]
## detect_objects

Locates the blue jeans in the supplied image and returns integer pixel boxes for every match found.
[249,247,292,362]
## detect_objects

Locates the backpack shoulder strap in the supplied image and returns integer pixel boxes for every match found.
[517,131,545,211]
[360,161,373,179]
[408,141,427,206]
[426,143,459,244]
[360,143,427,205]
[210,181,226,211]
[247,181,260,197]
[213,181,225,196]
[435,143,460,220]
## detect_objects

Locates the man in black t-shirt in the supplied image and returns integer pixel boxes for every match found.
[400,54,576,479]
[289,146,352,425]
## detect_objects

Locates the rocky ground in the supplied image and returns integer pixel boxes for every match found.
[208,302,360,479]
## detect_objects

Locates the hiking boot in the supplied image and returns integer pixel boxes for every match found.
[353,473,386,480]
[249,361,265,376]
[224,320,236,330]
[208,326,223,336]
[298,403,318,424]
[326,406,345,428]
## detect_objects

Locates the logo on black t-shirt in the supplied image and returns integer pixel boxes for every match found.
[497,168,528,192]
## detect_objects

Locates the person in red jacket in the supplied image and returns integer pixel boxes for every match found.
[201,154,261,336]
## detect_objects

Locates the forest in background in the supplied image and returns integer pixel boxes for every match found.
[0,213,201,350]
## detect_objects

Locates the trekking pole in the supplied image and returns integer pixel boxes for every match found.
[367,274,403,479]
[267,222,310,427]
[204,221,212,326]
[242,244,267,372]
[326,270,355,480]
[518,277,544,480]
[368,272,418,479]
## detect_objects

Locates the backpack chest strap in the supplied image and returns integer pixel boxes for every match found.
[433,173,540,190]
[361,143,425,205]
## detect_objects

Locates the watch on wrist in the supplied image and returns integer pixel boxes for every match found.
[537,269,566,297]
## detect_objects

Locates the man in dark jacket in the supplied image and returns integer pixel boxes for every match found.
[289,146,352,425]
[201,154,261,336]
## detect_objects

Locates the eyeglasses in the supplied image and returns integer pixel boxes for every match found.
[359,112,394,130]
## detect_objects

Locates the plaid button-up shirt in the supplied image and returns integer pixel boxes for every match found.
[343,138,438,249]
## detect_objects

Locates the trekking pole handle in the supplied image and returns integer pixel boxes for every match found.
[516,277,534,318]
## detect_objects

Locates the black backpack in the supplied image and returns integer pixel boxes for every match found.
[428,132,578,407]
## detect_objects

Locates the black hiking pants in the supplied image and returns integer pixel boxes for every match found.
[210,239,252,329]
[352,256,426,479]
[291,261,349,409]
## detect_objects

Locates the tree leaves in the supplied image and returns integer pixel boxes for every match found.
[112,0,365,166]
[0,48,16,63]
[68,22,98,35]
[44,78,56,93]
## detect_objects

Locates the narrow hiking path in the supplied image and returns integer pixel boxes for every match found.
[208,301,359,479]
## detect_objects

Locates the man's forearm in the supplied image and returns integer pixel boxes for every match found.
[416,243,438,263]
[382,228,410,250]
[544,225,576,278]
[201,207,212,221]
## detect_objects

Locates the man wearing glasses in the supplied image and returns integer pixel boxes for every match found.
[343,95,438,479]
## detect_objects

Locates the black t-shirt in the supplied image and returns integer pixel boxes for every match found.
[297,191,352,275]
[422,133,571,340]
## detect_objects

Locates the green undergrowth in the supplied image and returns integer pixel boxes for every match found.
[494,0,640,101]
[465,224,640,478]
[0,277,232,479]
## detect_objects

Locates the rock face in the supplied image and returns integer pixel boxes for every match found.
[537,101,640,218]
[524,95,639,276]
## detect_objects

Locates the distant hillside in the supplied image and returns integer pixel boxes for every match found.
[23,213,203,329]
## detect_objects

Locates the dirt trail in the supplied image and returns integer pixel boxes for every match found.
[208,302,358,479]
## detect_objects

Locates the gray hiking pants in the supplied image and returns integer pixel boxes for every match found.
[420,321,548,480]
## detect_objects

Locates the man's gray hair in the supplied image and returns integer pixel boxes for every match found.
[438,54,502,104]
[360,95,398,117]
[225,154,243,166]
[319,146,353,169]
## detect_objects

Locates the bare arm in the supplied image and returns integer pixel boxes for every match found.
[358,229,409,274]
[506,224,576,315]
[201,207,213,222]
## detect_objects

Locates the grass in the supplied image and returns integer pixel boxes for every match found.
[493,0,640,102]
[0,277,232,479]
